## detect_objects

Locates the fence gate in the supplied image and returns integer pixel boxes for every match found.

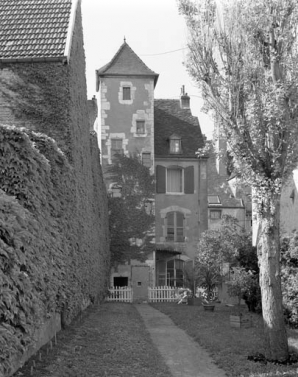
[131,265,150,302]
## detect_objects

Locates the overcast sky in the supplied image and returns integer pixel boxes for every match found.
[81,0,214,139]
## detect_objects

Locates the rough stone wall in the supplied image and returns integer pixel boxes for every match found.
[0,2,109,323]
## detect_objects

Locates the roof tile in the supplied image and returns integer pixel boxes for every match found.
[97,41,159,85]
[0,0,72,60]
[154,99,205,158]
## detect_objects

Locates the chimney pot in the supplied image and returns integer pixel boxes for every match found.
[180,86,190,109]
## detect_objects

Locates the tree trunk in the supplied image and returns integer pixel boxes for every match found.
[257,199,288,361]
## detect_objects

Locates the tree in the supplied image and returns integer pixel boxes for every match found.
[178,0,298,360]
[196,216,251,301]
[106,154,155,266]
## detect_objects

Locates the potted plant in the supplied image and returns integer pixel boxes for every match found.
[195,255,222,311]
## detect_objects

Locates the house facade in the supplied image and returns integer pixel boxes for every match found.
[96,41,208,299]
[154,95,208,287]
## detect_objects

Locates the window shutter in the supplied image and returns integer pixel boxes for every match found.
[184,166,194,194]
[156,165,166,193]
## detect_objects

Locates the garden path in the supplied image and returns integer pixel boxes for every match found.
[136,303,227,377]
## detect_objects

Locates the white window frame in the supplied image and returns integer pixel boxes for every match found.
[166,167,184,194]
[165,211,185,243]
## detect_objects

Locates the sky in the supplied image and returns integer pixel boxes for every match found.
[81,0,214,139]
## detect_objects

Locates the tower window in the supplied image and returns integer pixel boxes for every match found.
[142,152,151,167]
[122,87,131,100]
[136,120,145,134]
[111,139,123,161]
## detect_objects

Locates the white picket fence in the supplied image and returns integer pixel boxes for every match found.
[106,286,133,303]
[148,286,177,302]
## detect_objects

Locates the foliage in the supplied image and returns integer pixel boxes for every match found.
[178,0,298,210]
[196,216,251,302]
[281,231,298,328]
[178,0,298,359]
[0,125,109,375]
[227,267,261,312]
[106,154,155,265]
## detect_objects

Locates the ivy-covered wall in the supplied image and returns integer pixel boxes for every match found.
[0,3,110,376]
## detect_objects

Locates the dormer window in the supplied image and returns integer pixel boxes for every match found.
[170,134,181,154]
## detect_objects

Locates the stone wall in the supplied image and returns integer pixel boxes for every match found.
[0,3,110,375]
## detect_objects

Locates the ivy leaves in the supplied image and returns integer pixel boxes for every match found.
[106,154,155,265]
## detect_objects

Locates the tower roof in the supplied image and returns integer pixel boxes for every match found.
[96,41,159,90]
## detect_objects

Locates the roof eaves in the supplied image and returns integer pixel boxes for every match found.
[0,56,68,64]
[64,0,79,64]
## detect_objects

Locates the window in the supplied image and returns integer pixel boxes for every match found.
[111,139,123,161]
[142,152,151,168]
[167,259,184,287]
[156,165,194,194]
[210,210,222,219]
[136,120,145,134]
[122,86,131,100]
[109,184,122,198]
[156,259,185,287]
[169,134,182,154]
[167,167,183,193]
[208,195,221,204]
[166,211,185,242]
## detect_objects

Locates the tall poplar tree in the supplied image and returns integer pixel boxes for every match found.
[178,0,298,360]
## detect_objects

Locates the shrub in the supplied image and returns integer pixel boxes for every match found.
[281,231,298,328]
[226,267,261,312]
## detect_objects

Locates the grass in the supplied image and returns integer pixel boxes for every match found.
[151,301,298,377]
[15,303,172,377]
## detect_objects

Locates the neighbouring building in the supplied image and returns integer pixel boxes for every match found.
[96,41,208,300]
[0,0,110,317]
[154,93,208,286]
[208,121,252,232]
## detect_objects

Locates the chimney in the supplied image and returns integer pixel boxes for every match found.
[180,85,190,109]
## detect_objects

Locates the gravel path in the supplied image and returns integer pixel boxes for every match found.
[14,303,172,377]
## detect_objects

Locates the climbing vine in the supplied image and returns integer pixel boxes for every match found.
[106,154,155,266]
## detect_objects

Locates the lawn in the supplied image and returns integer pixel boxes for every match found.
[151,302,298,377]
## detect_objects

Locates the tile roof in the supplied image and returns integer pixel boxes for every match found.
[154,99,205,158]
[0,0,73,61]
[207,152,244,208]
[154,99,200,127]
[96,41,159,86]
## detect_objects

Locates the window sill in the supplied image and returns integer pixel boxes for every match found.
[133,133,148,138]
[165,192,185,195]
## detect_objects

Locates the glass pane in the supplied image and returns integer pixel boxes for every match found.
[142,152,151,167]
[167,228,174,240]
[111,139,122,149]
[167,259,174,269]
[136,121,145,134]
[175,260,184,270]
[170,139,181,153]
[167,212,174,225]
[167,168,182,193]
[176,228,184,236]
[176,212,184,226]
[123,87,131,100]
